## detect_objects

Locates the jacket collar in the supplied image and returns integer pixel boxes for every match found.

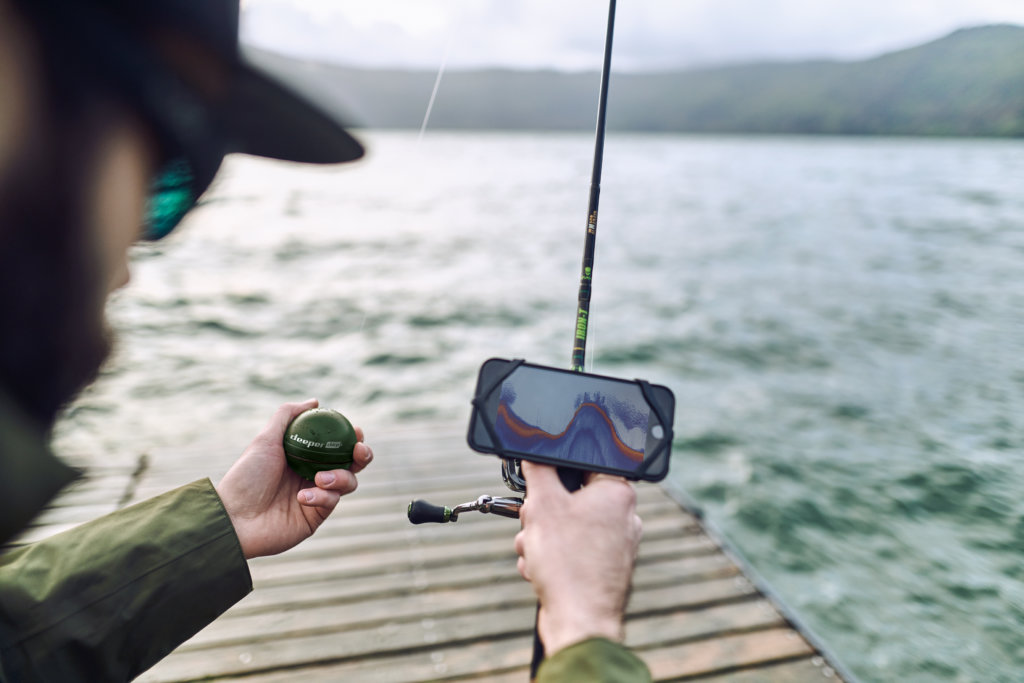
[0,389,80,547]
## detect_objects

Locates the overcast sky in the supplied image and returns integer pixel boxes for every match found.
[240,0,1024,71]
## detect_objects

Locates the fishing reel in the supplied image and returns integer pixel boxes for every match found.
[407,459,525,524]
[406,458,595,524]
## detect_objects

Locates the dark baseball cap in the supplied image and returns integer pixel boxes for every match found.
[88,0,365,165]
[20,0,364,163]
[18,0,364,238]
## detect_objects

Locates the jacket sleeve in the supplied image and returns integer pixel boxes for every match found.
[537,637,652,682]
[0,479,252,682]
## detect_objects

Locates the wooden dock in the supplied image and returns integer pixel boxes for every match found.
[16,423,848,681]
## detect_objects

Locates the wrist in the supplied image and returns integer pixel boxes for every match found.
[539,610,624,656]
[214,483,255,560]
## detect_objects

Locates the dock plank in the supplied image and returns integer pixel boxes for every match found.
[177,573,759,654]
[221,600,793,683]
[22,424,847,682]
[691,657,839,682]
[644,628,816,680]
[141,597,793,683]
[221,553,741,619]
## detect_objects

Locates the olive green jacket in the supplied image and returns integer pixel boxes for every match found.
[538,638,652,682]
[0,391,252,681]
[0,390,648,681]
[0,481,252,681]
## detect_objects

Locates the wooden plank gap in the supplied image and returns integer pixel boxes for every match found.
[667,654,820,682]
[161,628,535,682]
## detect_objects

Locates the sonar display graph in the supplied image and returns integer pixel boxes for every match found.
[494,366,649,472]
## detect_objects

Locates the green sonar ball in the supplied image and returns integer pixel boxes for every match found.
[283,408,357,481]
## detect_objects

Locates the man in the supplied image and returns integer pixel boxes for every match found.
[0,0,649,680]
[0,1,373,678]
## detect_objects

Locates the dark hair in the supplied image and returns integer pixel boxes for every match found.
[0,3,129,427]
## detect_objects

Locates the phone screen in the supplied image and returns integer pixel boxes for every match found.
[469,359,674,480]
[491,364,657,474]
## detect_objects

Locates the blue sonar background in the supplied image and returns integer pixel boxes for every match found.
[495,380,646,471]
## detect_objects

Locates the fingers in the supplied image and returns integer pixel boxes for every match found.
[298,485,341,510]
[264,398,319,437]
[355,426,364,442]
[298,468,358,515]
[584,470,629,487]
[514,526,533,582]
[298,468,357,507]
[521,460,568,501]
[313,469,358,495]
[517,497,530,527]
[349,441,374,474]
[514,528,531,581]
[583,473,637,513]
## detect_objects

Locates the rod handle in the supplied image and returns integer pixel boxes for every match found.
[557,467,585,492]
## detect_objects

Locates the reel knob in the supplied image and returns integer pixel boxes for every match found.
[407,500,453,524]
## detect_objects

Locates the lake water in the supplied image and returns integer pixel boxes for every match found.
[55,131,1024,682]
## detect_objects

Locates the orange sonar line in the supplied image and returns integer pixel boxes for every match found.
[497,403,557,440]
[497,402,644,462]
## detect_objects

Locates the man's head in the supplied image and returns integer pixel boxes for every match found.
[0,0,362,427]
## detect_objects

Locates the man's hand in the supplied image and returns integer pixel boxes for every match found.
[216,399,373,559]
[514,460,642,656]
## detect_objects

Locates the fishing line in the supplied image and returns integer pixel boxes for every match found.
[417,36,452,145]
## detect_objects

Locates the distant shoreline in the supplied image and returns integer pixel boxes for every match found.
[349,127,1024,141]
[250,25,1024,139]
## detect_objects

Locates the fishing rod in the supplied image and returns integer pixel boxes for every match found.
[408,0,617,513]
[498,0,617,494]
[406,1,619,676]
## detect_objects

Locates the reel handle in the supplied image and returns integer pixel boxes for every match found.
[407,495,523,524]
[407,500,452,524]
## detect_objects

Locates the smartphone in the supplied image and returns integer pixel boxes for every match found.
[467,358,675,482]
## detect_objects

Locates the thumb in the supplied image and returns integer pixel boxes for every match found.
[264,398,319,437]
[521,460,568,502]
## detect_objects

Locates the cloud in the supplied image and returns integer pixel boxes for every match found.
[240,1,431,66]
[241,0,1024,71]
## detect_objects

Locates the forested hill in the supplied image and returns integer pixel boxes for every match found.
[248,25,1024,137]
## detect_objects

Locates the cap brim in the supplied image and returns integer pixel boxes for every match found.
[225,58,364,164]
